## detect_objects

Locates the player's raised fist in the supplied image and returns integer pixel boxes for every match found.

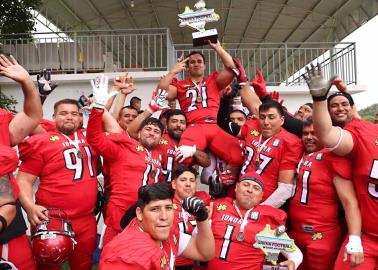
[182,196,208,222]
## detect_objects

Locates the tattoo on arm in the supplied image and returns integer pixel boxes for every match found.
[0,175,15,200]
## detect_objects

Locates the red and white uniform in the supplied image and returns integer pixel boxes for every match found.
[18,129,98,270]
[208,197,287,270]
[0,108,35,270]
[334,119,378,269]
[240,119,303,200]
[173,191,210,267]
[99,218,191,270]
[158,134,178,182]
[289,149,352,270]
[172,73,243,166]
[87,109,162,246]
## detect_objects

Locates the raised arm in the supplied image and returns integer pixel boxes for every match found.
[158,58,188,100]
[111,74,136,120]
[127,88,169,138]
[232,59,261,117]
[180,197,214,261]
[37,69,58,105]
[209,41,236,89]
[0,55,42,146]
[303,64,353,156]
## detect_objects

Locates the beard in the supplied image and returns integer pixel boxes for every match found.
[167,128,182,141]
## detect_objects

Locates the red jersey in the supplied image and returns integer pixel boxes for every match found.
[0,109,19,197]
[86,109,162,211]
[0,108,13,146]
[39,119,57,132]
[173,191,210,266]
[18,129,98,218]
[100,219,180,270]
[158,133,178,182]
[344,118,378,237]
[208,197,287,270]
[172,72,221,124]
[289,149,352,233]
[240,119,303,200]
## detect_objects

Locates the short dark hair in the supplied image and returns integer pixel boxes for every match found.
[172,165,198,180]
[166,109,187,123]
[119,105,138,118]
[130,96,141,105]
[186,51,206,63]
[136,182,174,211]
[159,109,172,121]
[140,117,164,133]
[302,117,313,128]
[259,101,284,117]
[327,92,354,107]
[53,99,80,114]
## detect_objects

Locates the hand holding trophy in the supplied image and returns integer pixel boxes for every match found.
[254,224,301,270]
[178,0,220,47]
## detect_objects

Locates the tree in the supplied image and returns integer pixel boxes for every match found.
[0,0,42,40]
[0,88,17,114]
[358,103,378,123]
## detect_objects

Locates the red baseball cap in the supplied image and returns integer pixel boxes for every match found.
[239,171,265,190]
[0,145,18,175]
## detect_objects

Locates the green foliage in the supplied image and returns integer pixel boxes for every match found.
[0,0,42,40]
[0,89,17,114]
[358,103,378,123]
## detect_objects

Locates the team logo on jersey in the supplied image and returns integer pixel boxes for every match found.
[315,153,323,160]
[172,203,178,210]
[272,139,280,147]
[250,211,259,220]
[311,232,323,241]
[183,84,192,88]
[160,254,168,269]
[250,129,259,137]
[159,139,168,145]
[216,204,227,211]
[135,145,144,152]
[49,135,60,141]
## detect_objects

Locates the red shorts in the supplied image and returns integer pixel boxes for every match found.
[0,234,36,270]
[179,123,243,166]
[37,215,97,270]
[334,233,378,270]
[289,227,342,270]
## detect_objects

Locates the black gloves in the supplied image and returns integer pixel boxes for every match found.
[209,175,227,198]
[182,196,208,222]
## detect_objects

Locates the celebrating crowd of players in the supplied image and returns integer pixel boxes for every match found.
[0,39,377,270]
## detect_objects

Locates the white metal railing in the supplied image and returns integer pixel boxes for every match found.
[0,28,172,73]
[0,29,356,86]
[174,42,357,86]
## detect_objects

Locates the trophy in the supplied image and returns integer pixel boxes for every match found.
[178,0,220,47]
[253,225,297,270]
